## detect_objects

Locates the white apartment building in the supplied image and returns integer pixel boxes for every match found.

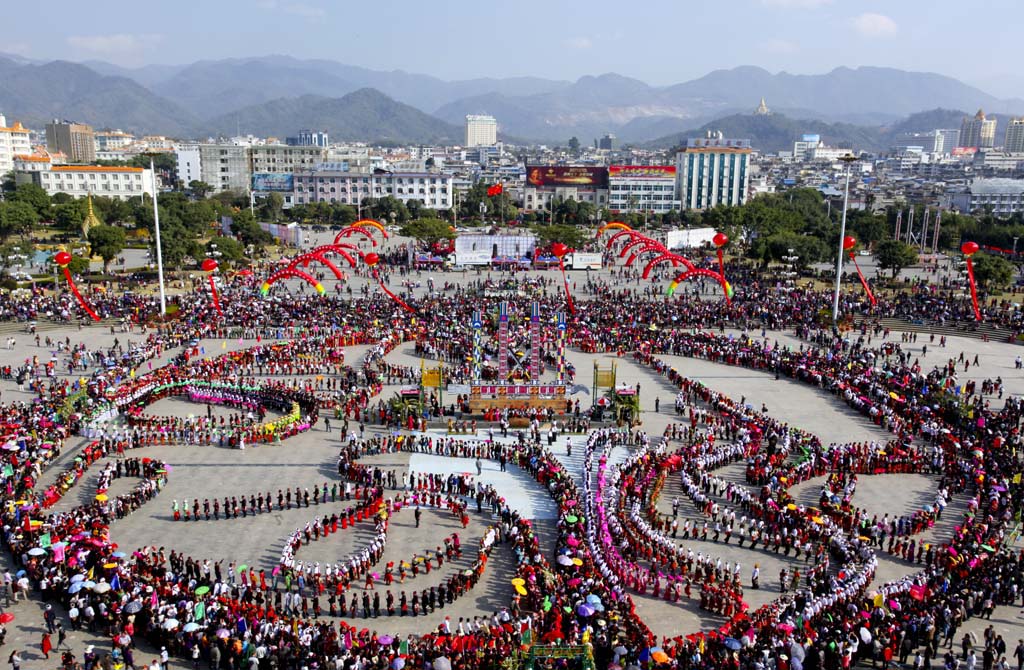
[607,165,679,214]
[250,145,327,175]
[29,165,154,200]
[94,129,135,151]
[675,135,752,210]
[13,155,52,173]
[0,115,32,177]
[175,144,203,186]
[950,178,1024,216]
[292,171,453,210]
[465,115,498,147]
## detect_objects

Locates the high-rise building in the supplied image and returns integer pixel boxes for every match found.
[286,130,329,147]
[465,115,497,147]
[198,144,252,193]
[959,109,997,149]
[675,132,752,210]
[250,145,327,175]
[934,129,960,154]
[45,120,96,163]
[175,144,203,186]
[598,134,618,151]
[0,114,32,176]
[1004,118,1024,153]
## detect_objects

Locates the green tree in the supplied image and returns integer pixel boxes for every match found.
[531,224,588,251]
[189,180,214,199]
[8,183,51,219]
[0,240,36,271]
[156,222,204,268]
[400,218,455,246]
[0,200,40,240]
[970,253,1016,291]
[259,192,285,222]
[875,239,919,278]
[88,225,127,273]
[207,236,246,264]
[53,202,85,233]
[230,211,273,248]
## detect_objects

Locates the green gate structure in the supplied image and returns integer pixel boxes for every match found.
[524,644,594,669]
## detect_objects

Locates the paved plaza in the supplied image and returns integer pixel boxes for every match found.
[1,246,1023,669]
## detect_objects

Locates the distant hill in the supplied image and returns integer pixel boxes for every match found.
[881,108,968,135]
[204,88,462,145]
[2,52,1023,144]
[647,113,884,153]
[662,66,1024,121]
[97,55,570,121]
[0,56,198,136]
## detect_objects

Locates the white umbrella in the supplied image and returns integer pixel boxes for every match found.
[92,582,112,594]
[28,547,46,556]
[433,658,452,670]
[163,619,180,630]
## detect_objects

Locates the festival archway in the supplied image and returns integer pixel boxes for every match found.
[350,218,389,238]
[618,235,658,259]
[641,252,696,279]
[605,228,647,250]
[260,268,325,296]
[666,267,733,303]
[291,253,346,281]
[334,226,378,246]
[624,242,667,267]
[306,244,361,268]
[595,221,631,238]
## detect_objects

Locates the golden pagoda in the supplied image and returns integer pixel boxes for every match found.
[81,193,102,240]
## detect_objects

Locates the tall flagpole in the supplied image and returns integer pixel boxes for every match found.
[150,157,166,315]
[832,154,857,325]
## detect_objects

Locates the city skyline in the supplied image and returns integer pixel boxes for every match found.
[2,0,1021,98]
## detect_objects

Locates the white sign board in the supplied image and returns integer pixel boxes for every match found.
[455,250,493,265]
[666,227,716,249]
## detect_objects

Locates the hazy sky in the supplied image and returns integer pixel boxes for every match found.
[4,0,1021,97]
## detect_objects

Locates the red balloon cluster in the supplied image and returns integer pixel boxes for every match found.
[551,243,568,258]
[961,241,979,256]
[843,236,857,251]
[364,252,380,267]
[712,232,729,248]
[54,251,72,268]
[201,258,219,272]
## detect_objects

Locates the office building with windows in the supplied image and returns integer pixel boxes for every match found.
[0,114,31,176]
[1004,118,1024,153]
[45,120,96,163]
[292,170,453,210]
[465,115,498,147]
[608,165,679,214]
[959,109,997,149]
[26,165,154,200]
[675,133,751,209]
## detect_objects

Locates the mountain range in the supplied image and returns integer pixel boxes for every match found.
[646,108,974,153]
[1,53,1022,149]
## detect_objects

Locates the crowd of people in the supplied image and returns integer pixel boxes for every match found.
[0,235,1020,670]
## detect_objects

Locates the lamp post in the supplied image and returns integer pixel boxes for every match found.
[831,154,858,325]
[149,156,167,315]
